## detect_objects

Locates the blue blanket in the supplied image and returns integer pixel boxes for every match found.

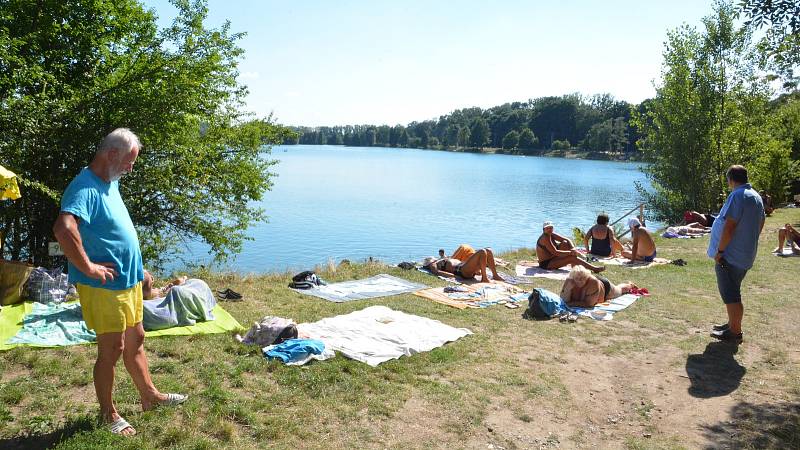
[7,302,96,346]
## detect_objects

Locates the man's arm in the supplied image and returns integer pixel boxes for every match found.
[53,213,118,284]
[427,260,454,278]
[715,218,738,262]
[583,227,591,251]
[630,231,639,262]
[550,233,576,256]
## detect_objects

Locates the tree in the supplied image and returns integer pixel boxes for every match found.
[457,126,471,148]
[0,0,291,267]
[517,128,539,150]
[552,139,572,150]
[444,124,460,148]
[469,117,490,148]
[581,118,628,152]
[739,0,800,90]
[633,1,790,220]
[501,130,519,149]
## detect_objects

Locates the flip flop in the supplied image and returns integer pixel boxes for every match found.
[157,393,188,407]
[109,416,135,436]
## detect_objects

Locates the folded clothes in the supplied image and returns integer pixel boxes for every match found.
[263,338,333,365]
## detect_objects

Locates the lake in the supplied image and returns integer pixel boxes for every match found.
[180,145,654,273]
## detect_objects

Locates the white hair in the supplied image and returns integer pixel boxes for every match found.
[560,265,594,302]
[97,128,141,155]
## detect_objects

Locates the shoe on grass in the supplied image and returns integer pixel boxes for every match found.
[712,323,730,332]
[710,329,742,343]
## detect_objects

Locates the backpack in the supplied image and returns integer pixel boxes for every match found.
[523,288,564,320]
[289,271,326,290]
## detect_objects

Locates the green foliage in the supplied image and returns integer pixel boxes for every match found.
[469,117,490,148]
[551,139,572,150]
[634,1,793,221]
[517,127,539,150]
[738,0,800,90]
[0,0,291,267]
[457,126,471,148]
[581,117,629,152]
[501,130,519,149]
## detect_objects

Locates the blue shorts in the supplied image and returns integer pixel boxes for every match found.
[643,250,657,263]
[715,260,748,304]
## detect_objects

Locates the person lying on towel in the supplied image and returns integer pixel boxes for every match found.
[583,213,624,257]
[684,210,717,227]
[666,223,711,236]
[621,218,658,263]
[140,271,216,330]
[537,221,605,273]
[773,223,800,255]
[423,247,504,283]
[560,265,638,308]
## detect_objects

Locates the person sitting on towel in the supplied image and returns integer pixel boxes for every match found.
[684,210,717,227]
[773,223,800,255]
[560,265,637,308]
[583,213,624,257]
[424,247,504,282]
[621,218,658,263]
[760,190,774,216]
[537,221,605,273]
[142,270,188,300]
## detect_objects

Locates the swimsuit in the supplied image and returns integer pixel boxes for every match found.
[642,250,657,263]
[589,227,612,257]
[453,264,466,278]
[537,237,554,269]
[598,276,612,300]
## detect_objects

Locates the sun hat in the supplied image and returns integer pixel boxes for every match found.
[542,220,554,229]
[627,217,641,228]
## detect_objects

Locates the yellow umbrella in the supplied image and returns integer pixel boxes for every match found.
[0,165,21,201]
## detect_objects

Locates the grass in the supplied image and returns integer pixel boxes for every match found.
[1,210,799,449]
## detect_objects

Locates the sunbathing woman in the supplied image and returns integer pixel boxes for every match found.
[560,265,637,308]
[424,248,504,282]
[773,223,800,255]
[537,221,605,273]
[684,210,717,227]
[665,223,711,236]
[583,213,624,257]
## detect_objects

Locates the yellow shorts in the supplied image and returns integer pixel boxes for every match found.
[77,282,143,335]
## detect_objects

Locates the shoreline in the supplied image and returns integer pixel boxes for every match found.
[279,143,644,162]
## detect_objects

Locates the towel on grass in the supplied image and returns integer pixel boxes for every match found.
[414,284,528,309]
[515,261,571,281]
[567,294,640,321]
[292,274,427,303]
[1,301,242,350]
[263,338,334,365]
[298,305,472,366]
[594,257,671,269]
[142,279,216,331]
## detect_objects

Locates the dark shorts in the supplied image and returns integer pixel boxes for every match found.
[454,264,465,278]
[715,259,748,304]
[539,259,552,270]
[642,250,657,263]
[706,214,716,227]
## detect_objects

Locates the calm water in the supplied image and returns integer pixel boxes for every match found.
[179,145,654,273]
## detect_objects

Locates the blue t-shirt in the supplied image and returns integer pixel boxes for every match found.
[60,168,144,290]
[707,183,765,270]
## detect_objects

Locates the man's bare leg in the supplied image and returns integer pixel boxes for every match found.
[726,303,744,335]
[773,227,788,253]
[121,323,166,411]
[95,332,135,436]
[460,250,490,282]
[548,255,605,273]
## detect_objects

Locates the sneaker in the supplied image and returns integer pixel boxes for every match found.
[712,323,730,332]
[711,329,743,343]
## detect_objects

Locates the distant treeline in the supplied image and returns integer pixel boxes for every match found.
[284,93,645,154]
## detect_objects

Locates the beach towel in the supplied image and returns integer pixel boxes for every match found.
[567,294,640,321]
[291,274,427,303]
[418,266,527,285]
[297,305,472,366]
[142,279,216,331]
[0,301,242,350]
[413,283,527,309]
[773,248,800,257]
[514,261,571,281]
[592,257,671,269]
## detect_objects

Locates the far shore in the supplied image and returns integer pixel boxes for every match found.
[280,143,644,162]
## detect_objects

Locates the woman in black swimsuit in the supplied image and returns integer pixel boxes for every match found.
[536,221,605,273]
[560,265,638,307]
[583,214,623,257]
[424,248,504,282]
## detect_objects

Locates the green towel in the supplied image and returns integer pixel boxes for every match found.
[0,301,242,351]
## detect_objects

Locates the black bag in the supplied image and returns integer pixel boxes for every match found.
[289,271,326,289]
[522,289,551,320]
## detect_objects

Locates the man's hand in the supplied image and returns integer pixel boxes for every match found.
[87,262,118,284]
[714,252,723,264]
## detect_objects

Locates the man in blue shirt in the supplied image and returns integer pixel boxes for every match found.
[706,165,765,343]
[53,129,186,436]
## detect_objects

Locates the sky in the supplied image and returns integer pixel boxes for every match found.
[142,0,715,126]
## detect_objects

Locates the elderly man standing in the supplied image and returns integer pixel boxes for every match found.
[53,128,186,436]
[707,165,765,343]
